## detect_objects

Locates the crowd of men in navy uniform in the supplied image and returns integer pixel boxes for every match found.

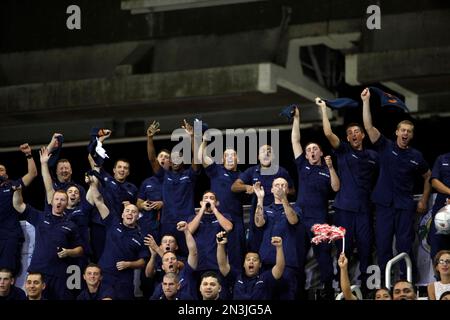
[0,87,449,301]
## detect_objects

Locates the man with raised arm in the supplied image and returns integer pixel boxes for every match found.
[12,187,83,300]
[217,233,285,300]
[317,98,379,295]
[146,120,201,256]
[361,87,431,279]
[291,106,340,300]
[0,143,37,275]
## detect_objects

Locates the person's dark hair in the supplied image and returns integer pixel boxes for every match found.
[200,271,220,283]
[114,158,131,168]
[56,158,71,166]
[304,142,323,152]
[26,272,45,283]
[158,149,171,156]
[345,122,365,133]
[84,263,102,275]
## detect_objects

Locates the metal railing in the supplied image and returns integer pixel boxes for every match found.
[385,252,413,289]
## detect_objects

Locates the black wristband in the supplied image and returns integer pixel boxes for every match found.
[25,154,32,159]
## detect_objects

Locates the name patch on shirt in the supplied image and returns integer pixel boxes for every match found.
[443,163,449,166]
[61,226,72,232]
[409,160,418,165]
[392,151,398,156]
[116,228,122,233]
[180,176,189,181]
[131,238,141,246]
[318,172,330,178]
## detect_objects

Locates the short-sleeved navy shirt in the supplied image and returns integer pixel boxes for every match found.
[77,283,115,300]
[333,142,379,212]
[294,154,332,219]
[229,269,277,300]
[258,203,299,268]
[431,152,450,213]
[371,135,429,209]
[22,205,83,276]
[98,214,148,282]
[0,286,26,300]
[0,178,24,240]
[98,170,138,216]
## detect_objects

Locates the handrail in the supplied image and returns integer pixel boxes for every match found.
[385,252,412,289]
[335,285,363,300]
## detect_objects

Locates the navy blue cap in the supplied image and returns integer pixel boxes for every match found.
[369,87,409,113]
[323,98,359,110]
[279,104,298,121]
[47,135,64,168]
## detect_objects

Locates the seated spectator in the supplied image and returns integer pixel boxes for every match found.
[427,250,450,300]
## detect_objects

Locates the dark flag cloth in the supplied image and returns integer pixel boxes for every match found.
[47,135,64,168]
[87,128,110,167]
[279,104,298,121]
[323,98,359,110]
[85,169,105,187]
[369,87,409,113]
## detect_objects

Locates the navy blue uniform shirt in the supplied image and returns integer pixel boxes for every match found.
[239,165,294,206]
[98,214,148,282]
[205,163,243,219]
[157,167,200,224]
[229,269,277,300]
[189,212,232,271]
[258,203,299,268]
[371,135,429,209]
[431,152,450,213]
[22,205,83,276]
[77,283,115,300]
[0,178,24,240]
[294,154,332,219]
[333,142,379,212]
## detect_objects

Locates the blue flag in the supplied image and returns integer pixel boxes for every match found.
[47,135,64,168]
[279,104,298,121]
[324,98,359,110]
[369,87,409,113]
[87,128,110,166]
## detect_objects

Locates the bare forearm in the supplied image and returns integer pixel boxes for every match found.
[187,212,203,234]
[213,210,233,232]
[329,168,340,192]
[41,163,54,204]
[291,116,302,158]
[126,258,145,270]
[282,199,298,225]
[13,190,26,213]
[272,247,285,280]
[340,267,355,300]
[22,158,38,186]
[145,254,157,278]
[147,137,160,173]
[432,179,450,196]
[320,107,340,149]
[231,180,248,193]
[185,231,198,269]
[67,246,84,258]
[362,100,380,143]
[217,244,230,277]
[421,171,432,202]
[254,201,265,227]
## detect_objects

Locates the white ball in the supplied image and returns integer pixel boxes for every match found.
[435,205,450,235]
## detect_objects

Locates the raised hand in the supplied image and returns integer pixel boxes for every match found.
[39,146,51,164]
[147,121,160,137]
[361,87,370,102]
[176,221,188,232]
[19,143,32,155]
[182,119,194,136]
[324,155,334,169]
[253,181,265,200]
[271,236,282,247]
